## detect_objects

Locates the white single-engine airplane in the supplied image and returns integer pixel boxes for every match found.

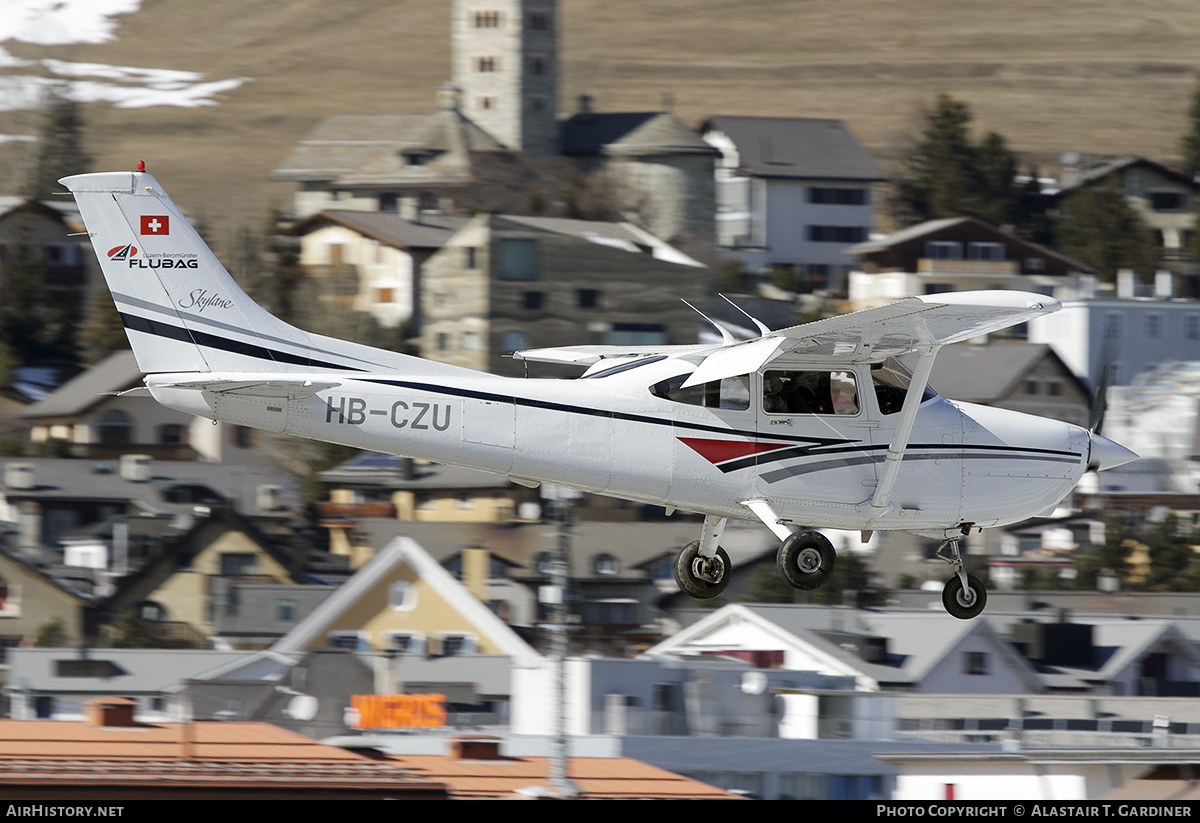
[60,168,1137,618]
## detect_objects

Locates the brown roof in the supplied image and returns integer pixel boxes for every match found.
[385,753,741,800]
[0,720,445,800]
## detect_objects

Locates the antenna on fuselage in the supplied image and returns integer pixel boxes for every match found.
[681,299,736,346]
[719,294,773,337]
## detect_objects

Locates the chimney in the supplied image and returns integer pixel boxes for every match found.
[1155,270,1174,299]
[450,735,505,761]
[1116,269,1137,299]
[83,696,137,728]
[4,463,34,490]
[119,454,151,482]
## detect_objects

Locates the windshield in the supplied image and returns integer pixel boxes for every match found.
[871,357,938,415]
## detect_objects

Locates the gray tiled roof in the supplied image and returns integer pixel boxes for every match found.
[20,351,140,420]
[295,211,468,250]
[703,116,885,181]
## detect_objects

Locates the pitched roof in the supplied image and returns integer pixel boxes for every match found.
[702,115,885,181]
[292,210,467,250]
[274,109,506,186]
[920,343,1085,404]
[845,215,1093,272]
[19,350,140,420]
[271,537,542,666]
[0,719,444,798]
[8,648,254,694]
[384,752,740,799]
[1055,156,1200,196]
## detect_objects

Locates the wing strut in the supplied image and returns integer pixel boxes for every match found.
[862,344,941,515]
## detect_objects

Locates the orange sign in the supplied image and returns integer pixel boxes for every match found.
[350,694,447,729]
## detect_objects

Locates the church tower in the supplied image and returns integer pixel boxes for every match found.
[452,0,558,155]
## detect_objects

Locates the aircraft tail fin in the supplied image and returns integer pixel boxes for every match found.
[60,170,408,377]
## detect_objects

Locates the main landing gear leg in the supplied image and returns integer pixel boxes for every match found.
[936,537,987,619]
[674,515,730,599]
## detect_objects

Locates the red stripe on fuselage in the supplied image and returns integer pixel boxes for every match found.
[679,437,794,465]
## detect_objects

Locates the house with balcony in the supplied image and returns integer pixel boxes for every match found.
[1048,156,1200,271]
[701,116,886,292]
[846,216,1095,311]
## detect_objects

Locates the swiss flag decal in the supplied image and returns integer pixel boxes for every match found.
[140,215,170,235]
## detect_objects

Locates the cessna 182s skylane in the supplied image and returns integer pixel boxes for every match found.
[60,168,1137,618]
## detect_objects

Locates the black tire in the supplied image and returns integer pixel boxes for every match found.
[777,531,836,590]
[673,540,730,599]
[942,574,987,619]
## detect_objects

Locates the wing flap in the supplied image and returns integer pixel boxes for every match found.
[512,343,711,368]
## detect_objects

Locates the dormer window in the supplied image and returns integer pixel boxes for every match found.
[401,150,434,168]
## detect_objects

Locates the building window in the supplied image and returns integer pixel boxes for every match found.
[523,290,543,310]
[478,95,496,110]
[159,424,186,445]
[1145,313,1163,338]
[594,554,618,576]
[578,288,599,309]
[808,225,868,243]
[967,242,1005,260]
[386,632,426,654]
[476,55,498,72]
[609,323,667,346]
[1103,313,1121,339]
[808,187,867,205]
[501,331,527,354]
[925,241,963,259]
[389,581,416,612]
[462,331,480,350]
[1024,380,1039,395]
[328,632,365,651]
[277,600,295,621]
[496,238,538,280]
[1150,191,1185,211]
[529,10,550,29]
[220,553,257,576]
[437,633,477,656]
[530,56,546,75]
[98,409,132,445]
[376,287,396,304]
[437,332,448,352]
[466,246,478,268]
[964,652,989,675]
[1187,315,1200,340]
[473,10,501,27]
[233,425,254,448]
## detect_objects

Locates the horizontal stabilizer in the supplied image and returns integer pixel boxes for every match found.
[149,376,340,399]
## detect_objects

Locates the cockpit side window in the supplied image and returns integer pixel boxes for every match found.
[651,374,750,410]
[871,357,938,415]
[763,370,859,415]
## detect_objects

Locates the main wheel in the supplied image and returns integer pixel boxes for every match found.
[942,574,987,619]
[673,540,731,599]
[777,531,836,590]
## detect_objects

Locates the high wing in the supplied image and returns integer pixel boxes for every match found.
[514,291,1060,388]
[682,290,1059,388]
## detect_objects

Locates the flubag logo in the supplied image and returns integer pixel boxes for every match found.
[107,244,138,261]
[140,215,170,235]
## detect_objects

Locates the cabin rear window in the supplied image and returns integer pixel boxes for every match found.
[651,374,750,410]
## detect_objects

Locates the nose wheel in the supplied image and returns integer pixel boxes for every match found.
[936,537,987,619]
[674,540,731,599]
[777,530,836,590]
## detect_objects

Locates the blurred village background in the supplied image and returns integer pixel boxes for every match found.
[2,0,1200,801]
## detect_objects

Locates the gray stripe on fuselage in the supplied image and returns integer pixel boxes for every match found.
[760,451,1081,484]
